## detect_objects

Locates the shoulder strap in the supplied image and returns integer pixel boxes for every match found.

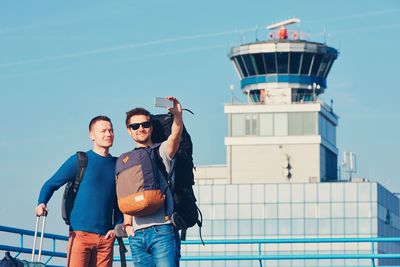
[73,151,88,191]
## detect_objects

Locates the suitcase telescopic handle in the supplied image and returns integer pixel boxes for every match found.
[31,212,47,262]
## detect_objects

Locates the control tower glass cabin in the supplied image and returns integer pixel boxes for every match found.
[225,19,339,184]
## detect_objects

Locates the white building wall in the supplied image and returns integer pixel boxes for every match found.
[230,144,320,183]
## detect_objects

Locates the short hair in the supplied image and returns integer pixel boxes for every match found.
[125,107,151,127]
[89,115,112,131]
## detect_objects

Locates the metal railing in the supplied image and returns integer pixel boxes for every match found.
[1,225,400,266]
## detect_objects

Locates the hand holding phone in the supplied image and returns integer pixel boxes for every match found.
[154,97,174,109]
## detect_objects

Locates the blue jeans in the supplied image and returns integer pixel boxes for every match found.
[128,224,180,267]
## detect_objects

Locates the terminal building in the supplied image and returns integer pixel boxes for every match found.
[183,19,400,267]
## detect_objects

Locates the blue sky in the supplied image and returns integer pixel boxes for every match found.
[0,0,399,236]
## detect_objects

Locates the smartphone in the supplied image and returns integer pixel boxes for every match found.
[154,97,174,109]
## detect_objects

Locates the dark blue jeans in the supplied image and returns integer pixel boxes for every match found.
[128,224,180,267]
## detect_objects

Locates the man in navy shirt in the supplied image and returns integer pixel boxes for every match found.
[35,116,122,267]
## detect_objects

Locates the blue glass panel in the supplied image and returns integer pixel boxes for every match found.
[304,219,318,235]
[252,219,265,236]
[345,218,358,234]
[277,52,289,74]
[238,220,252,236]
[212,219,226,236]
[253,53,266,74]
[289,52,302,74]
[278,219,291,235]
[331,218,345,235]
[265,219,278,235]
[318,219,331,235]
[292,203,304,218]
[300,53,313,75]
[310,54,323,76]
[264,53,277,74]
[236,55,248,77]
[242,54,256,76]
[292,219,305,235]
[226,220,238,236]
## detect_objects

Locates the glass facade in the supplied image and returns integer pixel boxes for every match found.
[319,114,336,146]
[183,182,400,267]
[231,52,336,79]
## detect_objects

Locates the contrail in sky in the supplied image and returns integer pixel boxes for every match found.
[1,8,399,68]
[0,28,255,68]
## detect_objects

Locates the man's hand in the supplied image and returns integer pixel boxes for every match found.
[165,96,183,158]
[35,203,48,217]
[125,225,134,237]
[166,96,182,118]
[105,230,116,240]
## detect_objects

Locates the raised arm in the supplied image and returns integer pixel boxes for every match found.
[165,96,183,158]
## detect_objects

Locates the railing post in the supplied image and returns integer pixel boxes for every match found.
[258,242,263,267]
[371,241,376,267]
[16,233,23,258]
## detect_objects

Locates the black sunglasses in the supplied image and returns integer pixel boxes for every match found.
[129,121,152,130]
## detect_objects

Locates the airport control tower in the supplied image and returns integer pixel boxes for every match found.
[225,18,339,183]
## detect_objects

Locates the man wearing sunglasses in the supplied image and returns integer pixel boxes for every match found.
[122,96,183,267]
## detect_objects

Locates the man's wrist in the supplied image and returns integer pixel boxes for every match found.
[122,223,132,231]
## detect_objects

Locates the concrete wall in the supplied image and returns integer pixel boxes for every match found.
[229,144,320,183]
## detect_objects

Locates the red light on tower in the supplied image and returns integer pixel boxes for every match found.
[279,28,288,39]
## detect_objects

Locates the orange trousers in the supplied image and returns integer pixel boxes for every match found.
[66,231,115,267]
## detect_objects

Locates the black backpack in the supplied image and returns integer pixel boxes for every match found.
[151,112,203,242]
[61,151,88,225]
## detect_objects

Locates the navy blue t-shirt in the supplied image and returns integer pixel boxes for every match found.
[38,150,122,235]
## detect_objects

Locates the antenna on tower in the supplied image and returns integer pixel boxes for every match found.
[267,18,301,30]
[267,18,301,40]
[255,25,259,41]
[342,151,357,181]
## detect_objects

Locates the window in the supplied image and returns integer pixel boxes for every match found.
[323,57,335,78]
[332,219,344,235]
[264,53,277,74]
[300,53,313,75]
[231,114,245,136]
[289,52,302,74]
[276,52,289,74]
[253,220,265,236]
[274,113,288,136]
[292,219,305,235]
[265,219,278,235]
[288,112,316,136]
[259,113,273,136]
[235,56,248,77]
[245,114,258,136]
[292,203,304,218]
[253,53,266,74]
[251,185,265,203]
[232,57,245,78]
[242,54,256,76]
[317,54,331,77]
[226,220,238,236]
[291,184,305,203]
[288,112,303,135]
[278,219,291,235]
[310,54,323,76]
[303,112,316,135]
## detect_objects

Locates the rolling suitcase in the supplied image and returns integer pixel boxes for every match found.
[27,215,47,267]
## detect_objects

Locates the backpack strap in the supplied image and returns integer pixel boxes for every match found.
[116,237,128,267]
[73,151,88,193]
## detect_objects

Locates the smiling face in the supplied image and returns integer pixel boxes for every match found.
[127,114,153,147]
[89,120,114,150]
